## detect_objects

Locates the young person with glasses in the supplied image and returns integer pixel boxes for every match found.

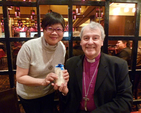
[16,12,69,113]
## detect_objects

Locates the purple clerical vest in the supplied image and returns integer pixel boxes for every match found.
[80,54,100,111]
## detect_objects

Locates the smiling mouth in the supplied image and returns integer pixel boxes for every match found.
[50,37,57,40]
[86,47,95,49]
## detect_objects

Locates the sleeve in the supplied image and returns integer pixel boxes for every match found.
[16,43,31,69]
[91,61,133,113]
[118,51,129,61]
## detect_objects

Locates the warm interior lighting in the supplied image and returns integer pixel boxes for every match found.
[1,18,4,26]
[23,0,31,1]
[110,3,135,16]
[76,6,81,15]
[124,7,129,12]
[73,10,76,20]
[113,7,120,15]
[15,7,20,18]
[18,20,23,28]
[8,6,13,18]
[31,10,35,20]
[8,6,13,10]
[31,10,35,15]
[80,19,90,27]
[64,18,68,22]
[110,3,114,6]
[95,7,103,18]
[132,8,136,13]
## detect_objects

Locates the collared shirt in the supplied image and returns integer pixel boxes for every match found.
[80,54,101,111]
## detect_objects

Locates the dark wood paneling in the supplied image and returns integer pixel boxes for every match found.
[109,15,126,35]
[109,15,135,36]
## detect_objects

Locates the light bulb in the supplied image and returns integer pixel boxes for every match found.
[124,7,129,12]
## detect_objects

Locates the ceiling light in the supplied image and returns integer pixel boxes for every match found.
[15,7,20,18]
[132,8,136,13]
[76,6,81,15]
[124,7,129,12]
[113,7,120,15]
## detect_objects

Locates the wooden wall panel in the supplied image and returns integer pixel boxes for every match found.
[109,15,125,35]
[109,15,135,36]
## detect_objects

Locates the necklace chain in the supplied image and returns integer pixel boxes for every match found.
[83,61,99,97]
[83,60,99,112]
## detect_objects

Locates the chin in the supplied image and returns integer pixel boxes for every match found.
[85,53,95,57]
[49,41,58,45]
[86,50,96,54]
[48,43,56,46]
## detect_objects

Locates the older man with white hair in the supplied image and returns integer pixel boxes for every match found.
[60,21,132,113]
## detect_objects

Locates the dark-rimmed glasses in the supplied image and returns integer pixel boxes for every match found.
[46,27,64,33]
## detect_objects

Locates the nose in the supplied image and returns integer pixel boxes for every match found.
[87,38,93,44]
[52,30,57,34]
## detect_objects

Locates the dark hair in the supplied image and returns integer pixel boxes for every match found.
[122,40,130,48]
[34,34,38,37]
[14,31,19,37]
[41,12,65,31]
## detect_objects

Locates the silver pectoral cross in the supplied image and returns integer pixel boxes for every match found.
[83,96,89,111]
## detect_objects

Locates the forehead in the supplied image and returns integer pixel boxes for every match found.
[48,23,63,27]
[117,41,123,43]
[82,26,101,37]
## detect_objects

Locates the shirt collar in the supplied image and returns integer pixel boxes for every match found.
[86,53,101,63]
[42,36,58,51]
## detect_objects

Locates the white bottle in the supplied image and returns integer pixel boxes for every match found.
[55,64,65,86]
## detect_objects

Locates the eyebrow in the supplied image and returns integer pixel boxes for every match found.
[83,35,100,37]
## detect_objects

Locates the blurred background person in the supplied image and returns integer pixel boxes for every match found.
[34,33,38,38]
[65,41,84,61]
[115,40,131,66]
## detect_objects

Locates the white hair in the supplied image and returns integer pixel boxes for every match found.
[80,21,105,40]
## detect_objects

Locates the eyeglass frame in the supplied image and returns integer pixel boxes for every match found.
[45,27,64,33]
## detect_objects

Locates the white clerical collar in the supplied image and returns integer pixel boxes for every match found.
[87,58,95,63]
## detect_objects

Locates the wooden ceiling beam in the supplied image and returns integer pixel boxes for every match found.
[73,6,96,28]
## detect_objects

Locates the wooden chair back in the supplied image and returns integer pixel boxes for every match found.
[0,88,20,113]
